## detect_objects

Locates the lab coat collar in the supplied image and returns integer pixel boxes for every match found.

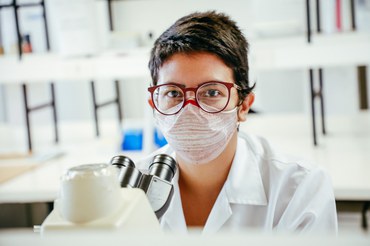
[225,135,267,206]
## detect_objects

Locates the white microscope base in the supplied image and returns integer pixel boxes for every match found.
[40,188,161,234]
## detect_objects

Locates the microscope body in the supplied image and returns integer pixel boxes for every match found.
[38,154,177,234]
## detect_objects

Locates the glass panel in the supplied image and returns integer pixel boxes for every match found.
[197,83,229,112]
[154,85,184,114]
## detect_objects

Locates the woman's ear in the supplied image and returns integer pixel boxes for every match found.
[148,98,154,109]
[238,93,255,122]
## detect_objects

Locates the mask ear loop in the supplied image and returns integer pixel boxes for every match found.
[236,92,247,132]
[236,106,241,132]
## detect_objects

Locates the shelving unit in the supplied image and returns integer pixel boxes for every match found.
[303,0,368,146]
[0,36,369,144]
[1,31,369,154]
[2,0,368,151]
[90,0,123,137]
[0,0,127,149]
[0,0,57,153]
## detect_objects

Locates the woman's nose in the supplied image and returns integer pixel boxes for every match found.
[184,91,199,107]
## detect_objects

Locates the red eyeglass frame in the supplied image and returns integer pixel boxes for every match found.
[147,81,242,115]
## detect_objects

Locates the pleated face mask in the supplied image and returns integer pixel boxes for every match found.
[154,104,238,165]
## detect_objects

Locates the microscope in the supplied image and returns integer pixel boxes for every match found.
[37,154,177,234]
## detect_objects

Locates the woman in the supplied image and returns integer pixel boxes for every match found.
[139,11,337,234]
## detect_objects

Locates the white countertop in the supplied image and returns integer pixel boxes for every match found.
[0,229,370,246]
[0,121,146,204]
[1,229,369,246]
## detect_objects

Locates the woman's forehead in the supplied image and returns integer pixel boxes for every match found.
[157,52,234,87]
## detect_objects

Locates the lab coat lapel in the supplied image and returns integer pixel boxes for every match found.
[201,135,267,233]
[202,187,232,234]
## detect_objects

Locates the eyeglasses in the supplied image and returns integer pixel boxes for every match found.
[148,81,242,115]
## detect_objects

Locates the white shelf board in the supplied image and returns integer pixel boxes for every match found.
[250,32,370,70]
[0,48,151,84]
[0,33,369,83]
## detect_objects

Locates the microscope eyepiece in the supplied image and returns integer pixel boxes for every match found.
[149,154,177,182]
[110,155,135,168]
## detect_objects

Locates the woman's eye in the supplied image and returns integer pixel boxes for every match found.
[167,90,182,98]
[205,89,220,97]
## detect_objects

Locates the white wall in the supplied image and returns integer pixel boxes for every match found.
[0,0,369,127]
[0,85,6,122]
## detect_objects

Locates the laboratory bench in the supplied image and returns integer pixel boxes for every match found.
[0,112,369,229]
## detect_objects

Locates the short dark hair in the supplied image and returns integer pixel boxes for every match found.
[148,11,254,101]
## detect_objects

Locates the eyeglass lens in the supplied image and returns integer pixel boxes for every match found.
[153,83,230,114]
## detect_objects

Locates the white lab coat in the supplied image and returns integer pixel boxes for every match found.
[137,132,338,234]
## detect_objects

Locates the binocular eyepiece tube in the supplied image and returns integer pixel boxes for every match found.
[111,154,177,187]
[111,155,142,188]
[148,154,177,182]
[110,154,178,219]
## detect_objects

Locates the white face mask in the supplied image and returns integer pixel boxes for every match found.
[154,104,238,165]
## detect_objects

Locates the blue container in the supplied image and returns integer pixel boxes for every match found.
[121,129,143,151]
[154,128,167,148]
[121,127,167,151]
